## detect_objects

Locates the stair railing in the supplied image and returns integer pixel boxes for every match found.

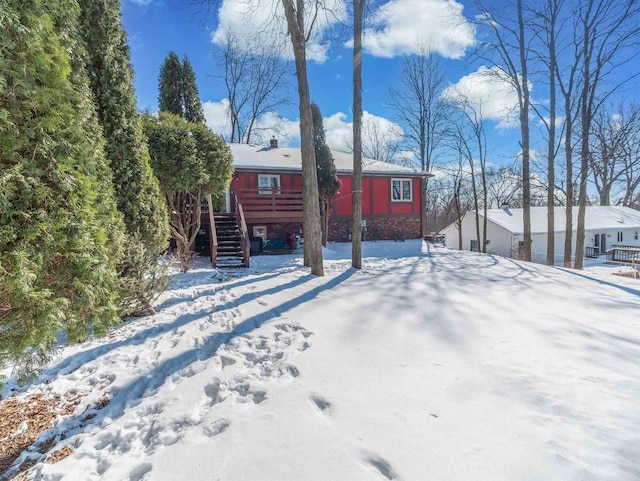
[207,194,218,267]
[234,193,251,268]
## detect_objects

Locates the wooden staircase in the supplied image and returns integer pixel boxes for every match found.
[212,213,246,268]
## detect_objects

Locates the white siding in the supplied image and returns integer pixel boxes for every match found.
[441,212,640,264]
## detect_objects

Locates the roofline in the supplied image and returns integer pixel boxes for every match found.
[233,165,429,177]
[469,207,640,234]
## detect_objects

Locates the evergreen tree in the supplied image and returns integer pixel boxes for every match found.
[78,0,170,316]
[158,51,183,116]
[0,0,125,381]
[182,57,205,124]
[143,112,233,271]
[79,0,169,256]
[311,103,341,246]
[158,53,205,124]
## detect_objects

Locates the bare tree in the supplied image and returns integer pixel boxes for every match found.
[280,0,327,275]
[445,95,490,253]
[589,103,640,205]
[485,165,523,209]
[389,43,449,236]
[550,2,582,268]
[361,117,403,163]
[475,0,534,261]
[197,0,331,276]
[342,115,403,163]
[443,156,474,249]
[574,0,640,269]
[217,30,291,144]
[620,109,640,207]
[530,0,564,265]
[352,0,365,269]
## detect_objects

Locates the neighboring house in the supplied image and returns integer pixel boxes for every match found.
[224,140,428,244]
[440,206,640,263]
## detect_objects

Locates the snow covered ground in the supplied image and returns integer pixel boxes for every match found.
[3,241,640,481]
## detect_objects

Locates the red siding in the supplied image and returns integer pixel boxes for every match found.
[413,178,422,213]
[362,177,371,215]
[391,202,413,214]
[335,175,352,216]
[232,170,422,218]
[372,177,389,215]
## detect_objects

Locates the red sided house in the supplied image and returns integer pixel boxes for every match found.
[202,140,428,267]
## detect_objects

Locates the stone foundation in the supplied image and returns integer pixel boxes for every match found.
[328,216,421,242]
[247,216,421,244]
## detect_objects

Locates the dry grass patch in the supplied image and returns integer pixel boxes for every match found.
[0,393,78,477]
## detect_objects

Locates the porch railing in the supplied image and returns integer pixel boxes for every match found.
[234,194,251,268]
[606,245,640,263]
[207,195,218,267]
[232,187,303,215]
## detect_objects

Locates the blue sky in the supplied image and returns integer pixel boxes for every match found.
[120,0,640,173]
[120,0,515,157]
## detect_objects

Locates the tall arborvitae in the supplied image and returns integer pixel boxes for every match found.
[0,0,125,381]
[78,0,170,316]
[181,57,205,124]
[158,53,205,124]
[158,52,184,117]
[311,103,341,246]
[78,0,169,256]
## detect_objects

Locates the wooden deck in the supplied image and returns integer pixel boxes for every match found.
[232,187,303,222]
[605,245,640,264]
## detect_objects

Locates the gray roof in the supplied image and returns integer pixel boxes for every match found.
[228,143,425,176]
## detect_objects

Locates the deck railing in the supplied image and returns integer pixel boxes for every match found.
[234,194,251,268]
[232,187,303,219]
[207,195,218,267]
[606,245,640,263]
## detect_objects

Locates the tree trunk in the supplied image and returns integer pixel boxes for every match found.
[421,177,429,237]
[281,0,324,276]
[563,103,574,268]
[518,0,532,262]
[546,2,557,266]
[574,5,591,271]
[320,198,329,246]
[351,0,365,269]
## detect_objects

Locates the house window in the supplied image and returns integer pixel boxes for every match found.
[635,231,638,241]
[617,232,623,243]
[470,239,479,252]
[258,174,280,194]
[391,179,412,202]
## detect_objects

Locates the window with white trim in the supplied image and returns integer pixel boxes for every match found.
[391,178,412,202]
[258,174,281,194]
[617,231,623,242]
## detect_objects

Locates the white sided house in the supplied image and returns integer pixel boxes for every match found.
[441,206,640,264]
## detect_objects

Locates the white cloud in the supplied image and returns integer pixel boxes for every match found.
[360,0,474,59]
[203,98,300,146]
[212,0,347,63]
[203,100,404,161]
[442,66,521,129]
[203,99,232,139]
[252,112,300,146]
[323,111,405,162]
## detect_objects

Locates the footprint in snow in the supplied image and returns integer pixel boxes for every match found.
[363,452,398,480]
[204,379,222,406]
[96,456,110,475]
[310,394,331,412]
[129,462,153,481]
[203,419,230,437]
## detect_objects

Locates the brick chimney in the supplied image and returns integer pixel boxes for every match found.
[269,137,278,149]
